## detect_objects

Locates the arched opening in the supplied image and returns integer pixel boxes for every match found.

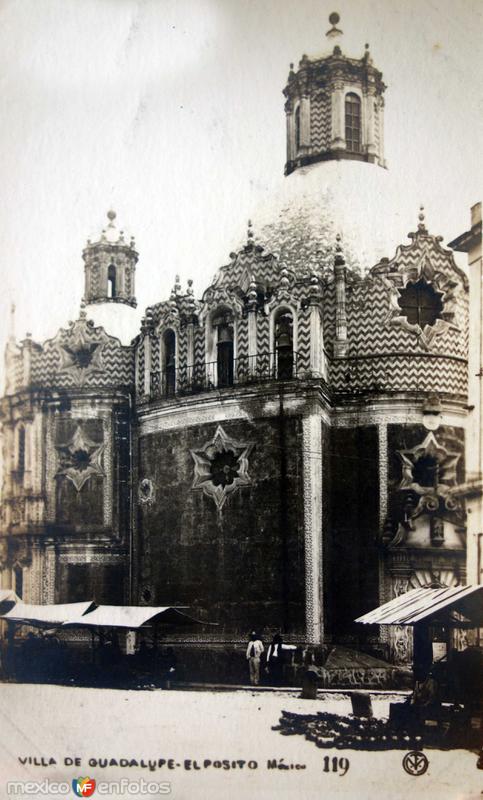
[14,564,23,599]
[397,279,444,328]
[275,308,294,380]
[107,264,117,298]
[163,329,176,397]
[295,105,301,151]
[17,426,25,476]
[345,93,361,153]
[217,321,234,387]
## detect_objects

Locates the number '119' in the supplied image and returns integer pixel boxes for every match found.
[323,756,349,776]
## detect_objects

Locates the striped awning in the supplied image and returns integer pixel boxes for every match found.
[355,585,483,626]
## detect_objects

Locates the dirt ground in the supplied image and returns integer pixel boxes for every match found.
[0,684,480,800]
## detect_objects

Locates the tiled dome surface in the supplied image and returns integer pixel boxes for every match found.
[250,160,409,277]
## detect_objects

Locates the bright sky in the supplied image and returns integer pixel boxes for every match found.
[0,0,482,360]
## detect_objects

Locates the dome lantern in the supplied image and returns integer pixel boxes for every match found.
[82,210,138,308]
[283,13,386,175]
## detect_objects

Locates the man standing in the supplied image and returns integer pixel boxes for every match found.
[266,633,297,686]
[246,631,264,686]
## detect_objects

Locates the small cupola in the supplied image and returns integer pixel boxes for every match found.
[82,210,138,307]
[283,12,386,175]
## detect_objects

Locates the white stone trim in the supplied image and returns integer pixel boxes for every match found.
[303,414,323,643]
[331,402,466,429]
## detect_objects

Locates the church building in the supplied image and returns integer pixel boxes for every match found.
[0,15,478,676]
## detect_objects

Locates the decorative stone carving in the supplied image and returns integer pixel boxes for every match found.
[389,573,413,664]
[397,431,460,495]
[190,425,254,510]
[382,430,464,547]
[379,215,464,349]
[55,424,105,491]
[198,288,244,324]
[138,478,155,506]
[57,320,106,386]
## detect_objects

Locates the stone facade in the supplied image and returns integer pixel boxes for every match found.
[0,18,476,672]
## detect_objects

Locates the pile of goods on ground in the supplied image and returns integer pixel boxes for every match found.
[273,705,481,751]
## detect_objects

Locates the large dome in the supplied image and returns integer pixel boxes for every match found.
[251,160,411,277]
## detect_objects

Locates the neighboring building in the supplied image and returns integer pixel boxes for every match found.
[449,203,483,590]
[0,16,479,674]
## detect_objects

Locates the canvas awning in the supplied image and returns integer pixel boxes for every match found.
[0,590,20,604]
[1,601,95,627]
[61,605,213,629]
[0,602,217,630]
[355,585,483,627]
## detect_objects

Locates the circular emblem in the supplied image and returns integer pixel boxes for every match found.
[402,751,429,776]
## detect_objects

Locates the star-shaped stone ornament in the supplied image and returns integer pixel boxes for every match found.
[56,424,105,492]
[58,322,104,385]
[191,425,254,510]
[397,431,461,496]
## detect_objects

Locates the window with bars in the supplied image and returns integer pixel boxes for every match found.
[345,93,361,153]
[17,426,25,476]
[397,278,444,328]
[295,105,301,151]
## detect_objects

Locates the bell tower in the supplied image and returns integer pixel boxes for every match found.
[283,12,386,175]
[83,210,138,307]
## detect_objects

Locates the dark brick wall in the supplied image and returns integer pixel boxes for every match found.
[136,416,305,636]
[55,418,104,526]
[58,563,125,604]
[327,425,380,637]
[321,420,332,635]
[53,407,131,540]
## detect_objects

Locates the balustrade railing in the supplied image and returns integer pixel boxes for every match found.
[150,351,300,398]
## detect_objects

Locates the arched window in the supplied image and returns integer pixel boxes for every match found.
[217,321,234,387]
[163,329,176,397]
[397,279,443,328]
[295,105,301,151]
[17,426,25,476]
[107,264,117,298]
[345,93,361,153]
[274,309,294,380]
[14,564,23,599]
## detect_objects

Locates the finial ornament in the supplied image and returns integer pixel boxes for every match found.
[107,209,116,224]
[247,219,254,243]
[418,204,428,234]
[326,11,343,39]
[248,275,258,308]
[8,302,16,341]
[334,233,345,266]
